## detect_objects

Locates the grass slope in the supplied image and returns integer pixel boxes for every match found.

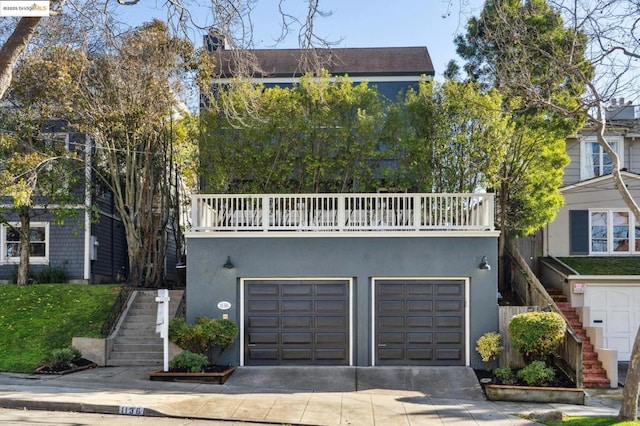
[557,257,640,275]
[0,284,120,373]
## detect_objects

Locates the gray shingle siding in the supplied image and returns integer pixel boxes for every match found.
[0,211,86,282]
[92,213,128,283]
[48,216,85,279]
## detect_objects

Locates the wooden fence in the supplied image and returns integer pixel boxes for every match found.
[504,240,583,387]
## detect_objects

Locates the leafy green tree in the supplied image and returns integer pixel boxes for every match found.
[200,72,387,193]
[454,0,586,284]
[388,79,511,193]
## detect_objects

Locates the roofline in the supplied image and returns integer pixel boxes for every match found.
[560,171,640,192]
[213,75,433,85]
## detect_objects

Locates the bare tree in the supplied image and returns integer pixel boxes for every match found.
[461,0,640,419]
[0,0,333,100]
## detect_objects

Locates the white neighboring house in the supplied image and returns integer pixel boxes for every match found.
[542,99,640,361]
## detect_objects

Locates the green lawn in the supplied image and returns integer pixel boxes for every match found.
[0,283,120,373]
[556,257,640,275]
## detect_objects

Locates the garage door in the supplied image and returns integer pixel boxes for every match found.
[585,285,640,361]
[374,279,465,366]
[244,279,351,365]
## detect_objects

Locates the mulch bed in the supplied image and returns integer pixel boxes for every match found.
[34,358,98,375]
[474,368,576,388]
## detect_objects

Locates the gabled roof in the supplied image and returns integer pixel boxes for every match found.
[560,170,640,192]
[212,47,435,79]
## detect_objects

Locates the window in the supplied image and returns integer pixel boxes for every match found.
[589,210,637,255]
[580,136,624,180]
[1,223,49,264]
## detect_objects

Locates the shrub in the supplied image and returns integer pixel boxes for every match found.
[507,311,566,362]
[169,316,238,365]
[9,264,68,284]
[49,346,82,370]
[516,361,555,386]
[493,366,517,385]
[169,351,209,373]
[475,332,503,368]
[32,265,68,284]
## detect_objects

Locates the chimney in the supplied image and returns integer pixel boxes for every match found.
[606,96,636,120]
[204,29,228,51]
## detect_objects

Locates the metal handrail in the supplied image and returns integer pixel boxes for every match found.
[100,285,134,338]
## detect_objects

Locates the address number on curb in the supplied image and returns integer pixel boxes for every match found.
[119,405,145,416]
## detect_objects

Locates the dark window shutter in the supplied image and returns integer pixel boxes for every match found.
[569,210,589,255]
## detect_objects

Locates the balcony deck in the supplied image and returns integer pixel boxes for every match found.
[189,193,497,237]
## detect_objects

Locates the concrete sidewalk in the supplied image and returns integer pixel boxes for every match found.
[0,366,628,425]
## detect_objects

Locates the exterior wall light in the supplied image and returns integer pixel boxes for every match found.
[479,256,491,270]
[223,256,234,269]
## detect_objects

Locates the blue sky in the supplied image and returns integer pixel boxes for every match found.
[119,0,485,78]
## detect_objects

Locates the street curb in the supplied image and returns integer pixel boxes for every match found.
[0,398,164,417]
[0,398,316,425]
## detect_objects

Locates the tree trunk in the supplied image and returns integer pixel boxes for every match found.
[0,17,41,100]
[17,209,30,285]
[619,325,640,420]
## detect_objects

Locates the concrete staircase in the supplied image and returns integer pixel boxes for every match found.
[107,290,184,367]
[546,288,610,388]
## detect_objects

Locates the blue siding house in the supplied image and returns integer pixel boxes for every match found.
[0,123,128,284]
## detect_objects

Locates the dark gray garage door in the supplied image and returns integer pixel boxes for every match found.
[244,280,350,365]
[375,279,465,366]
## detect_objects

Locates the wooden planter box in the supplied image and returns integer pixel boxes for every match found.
[149,366,236,384]
[484,384,585,405]
[34,359,98,375]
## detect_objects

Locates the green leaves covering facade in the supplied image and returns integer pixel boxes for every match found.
[200,75,513,196]
[201,72,386,194]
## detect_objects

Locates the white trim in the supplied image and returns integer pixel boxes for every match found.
[187,231,501,239]
[215,75,428,85]
[84,134,92,280]
[566,275,640,281]
[240,277,354,367]
[580,135,624,180]
[589,208,639,255]
[560,170,640,192]
[0,222,50,265]
[370,277,470,367]
[0,204,85,209]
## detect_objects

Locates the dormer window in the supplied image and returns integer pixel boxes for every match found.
[580,135,624,180]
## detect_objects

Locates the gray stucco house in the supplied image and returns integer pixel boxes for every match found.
[188,45,499,369]
[186,193,499,369]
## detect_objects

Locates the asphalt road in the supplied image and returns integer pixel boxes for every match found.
[0,408,277,426]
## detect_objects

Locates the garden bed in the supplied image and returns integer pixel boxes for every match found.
[149,365,236,384]
[475,369,584,405]
[483,383,585,404]
[34,358,98,375]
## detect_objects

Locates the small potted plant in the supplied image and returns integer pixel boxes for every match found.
[149,316,238,384]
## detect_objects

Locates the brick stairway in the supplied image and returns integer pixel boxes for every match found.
[107,290,184,367]
[546,288,610,388]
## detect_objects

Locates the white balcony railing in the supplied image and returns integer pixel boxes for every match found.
[191,193,495,233]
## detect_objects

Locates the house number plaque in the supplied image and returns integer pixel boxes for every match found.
[217,301,232,310]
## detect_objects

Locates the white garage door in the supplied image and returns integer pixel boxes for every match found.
[584,285,640,361]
